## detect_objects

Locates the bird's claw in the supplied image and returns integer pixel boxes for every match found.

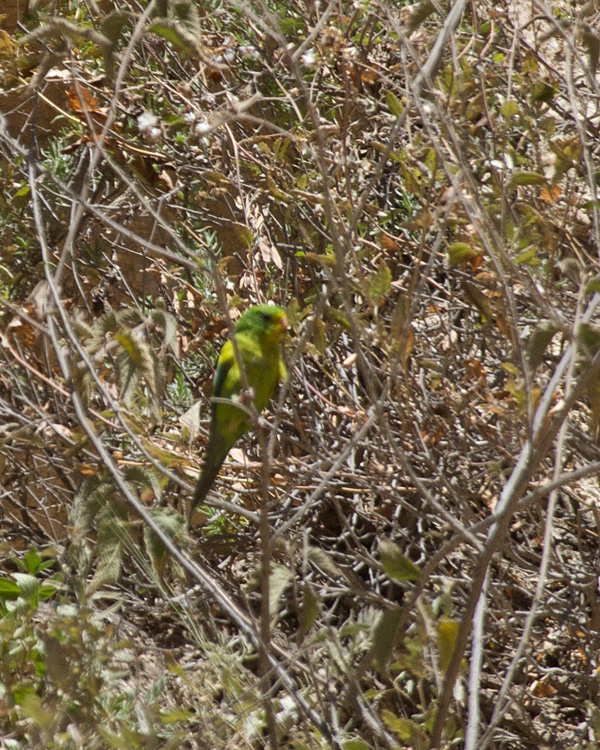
[238,387,255,405]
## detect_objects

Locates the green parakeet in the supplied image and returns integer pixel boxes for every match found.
[189,304,288,519]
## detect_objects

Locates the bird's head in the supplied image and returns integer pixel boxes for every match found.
[235,304,288,344]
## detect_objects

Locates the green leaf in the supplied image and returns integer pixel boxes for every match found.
[342,741,371,750]
[437,619,459,671]
[100,10,131,43]
[0,578,21,599]
[509,171,546,187]
[578,323,600,355]
[381,710,429,743]
[586,275,600,294]
[269,564,292,623]
[149,17,199,51]
[407,1,436,32]
[202,170,233,186]
[39,583,59,602]
[380,710,413,739]
[87,520,124,594]
[528,322,559,369]
[12,573,39,605]
[373,607,402,671]
[306,546,343,578]
[515,246,539,265]
[232,223,254,249]
[149,20,183,45]
[462,280,494,320]
[531,81,556,103]
[279,17,305,34]
[501,100,519,120]
[501,361,519,376]
[298,583,321,640]
[305,252,336,269]
[583,30,600,76]
[312,317,326,356]
[390,294,411,340]
[151,306,179,356]
[20,694,55,732]
[71,476,116,538]
[447,242,480,265]
[114,330,155,407]
[385,91,404,117]
[369,262,392,304]
[326,307,352,331]
[144,508,186,577]
[379,540,420,582]
[21,548,43,575]
[124,465,162,501]
[160,708,194,724]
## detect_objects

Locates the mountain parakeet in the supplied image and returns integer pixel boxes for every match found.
[189,304,288,519]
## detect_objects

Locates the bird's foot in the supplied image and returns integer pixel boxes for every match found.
[237,387,255,405]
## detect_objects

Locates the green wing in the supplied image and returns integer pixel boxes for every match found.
[189,306,287,520]
[212,341,234,399]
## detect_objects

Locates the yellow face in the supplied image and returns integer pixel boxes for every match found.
[236,304,288,344]
[266,309,288,343]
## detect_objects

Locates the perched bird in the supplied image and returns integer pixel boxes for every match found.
[189,304,288,519]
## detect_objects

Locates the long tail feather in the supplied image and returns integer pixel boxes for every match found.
[188,430,230,521]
